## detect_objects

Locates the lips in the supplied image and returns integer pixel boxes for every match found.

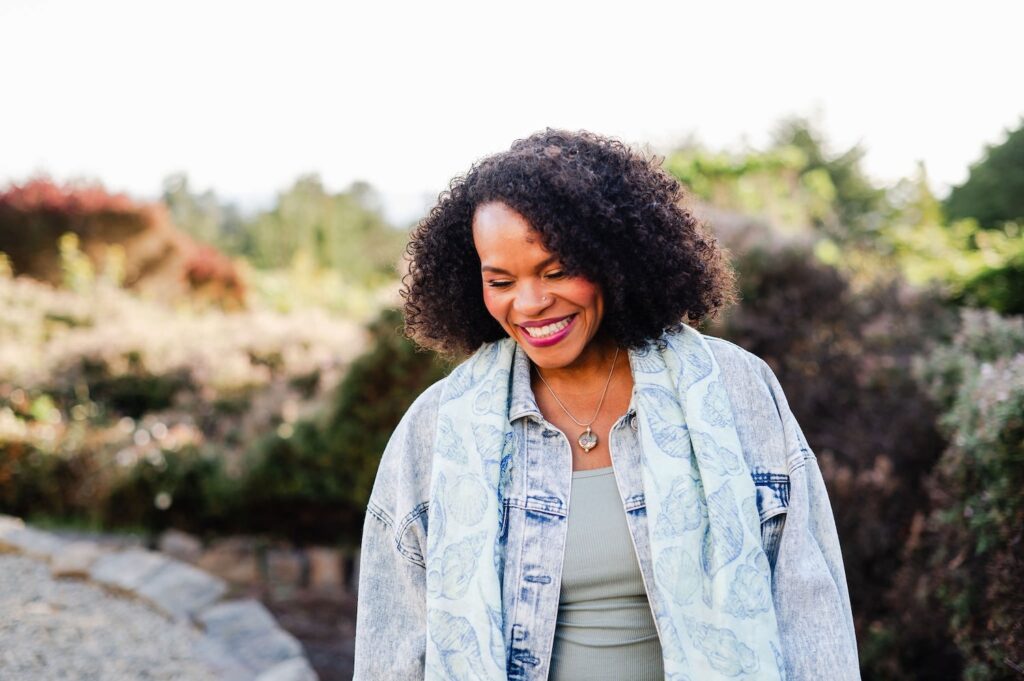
[516,314,577,347]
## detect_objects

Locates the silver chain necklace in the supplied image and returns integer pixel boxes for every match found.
[535,347,620,453]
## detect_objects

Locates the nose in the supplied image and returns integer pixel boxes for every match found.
[513,279,551,317]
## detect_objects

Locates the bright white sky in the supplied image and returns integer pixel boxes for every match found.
[1,0,1021,223]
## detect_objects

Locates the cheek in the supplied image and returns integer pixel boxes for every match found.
[564,279,603,311]
[481,288,507,325]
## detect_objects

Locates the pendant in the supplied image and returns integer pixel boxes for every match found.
[577,427,598,452]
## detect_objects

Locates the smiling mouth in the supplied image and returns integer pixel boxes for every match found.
[519,314,576,339]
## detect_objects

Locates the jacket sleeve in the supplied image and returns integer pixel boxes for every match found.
[759,360,862,681]
[352,382,443,680]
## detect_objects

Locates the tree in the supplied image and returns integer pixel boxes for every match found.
[244,175,406,285]
[771,116,887,241]
[945,119,1024,229]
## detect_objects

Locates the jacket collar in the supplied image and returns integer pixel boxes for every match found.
[508,342,542,423]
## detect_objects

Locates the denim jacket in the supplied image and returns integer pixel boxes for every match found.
[354,335,861,680]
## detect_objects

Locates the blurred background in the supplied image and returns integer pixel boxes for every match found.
[1,1,1022,679]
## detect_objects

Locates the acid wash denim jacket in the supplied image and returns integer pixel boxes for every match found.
[354,335,861,680]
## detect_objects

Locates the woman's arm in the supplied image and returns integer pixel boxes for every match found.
[352,382,443,680]
[760,361,862,681]
[353,503,428,680]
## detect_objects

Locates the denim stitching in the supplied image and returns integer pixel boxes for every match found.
[393,501,429,568]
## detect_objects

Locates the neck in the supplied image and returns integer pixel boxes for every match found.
[533,337,622,394]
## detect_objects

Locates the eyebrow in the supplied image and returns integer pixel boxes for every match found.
[481,255,560,275]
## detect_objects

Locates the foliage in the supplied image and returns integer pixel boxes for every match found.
[162,173,408,289]
[669,123,1024,315]
[666,117,887,244]
[0,271,366,534]
[771,116,887,239]
[0,178,245,307]
[875,165,1024,314]
[665,140,832,236]
[904,310,1024,680]
[103,444,240,536]
[162,173,244,248]
[945,119,1024,229]
[242,251,399,321]
[238,308,449,544]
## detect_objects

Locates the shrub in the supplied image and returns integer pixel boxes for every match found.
[0,273,367,537]
[237,308,449,544]
[102,444,240,537]
[906,310,1024,679]
[0,178,245,306]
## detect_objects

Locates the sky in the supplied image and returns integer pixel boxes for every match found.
[1,0,1021,223]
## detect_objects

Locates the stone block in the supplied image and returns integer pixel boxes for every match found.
[266,548,305,599]
[255,657,318,681]
[0,526,68,560]
[158,528,203,564]
[136,559,227,621]
[89,548,169,592]
[197,599,303,675]
[198,598,279,638]
[51,540,103,578]
[0,514,24,538]
[306,547,343,592]
[197,537,260,585]
[191,633,254,681]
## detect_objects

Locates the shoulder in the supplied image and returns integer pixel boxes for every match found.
[365,377,446,528]
[703,334,771,374]
[700,333,799,472]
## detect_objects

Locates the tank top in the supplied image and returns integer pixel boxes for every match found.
[548,466,664,680]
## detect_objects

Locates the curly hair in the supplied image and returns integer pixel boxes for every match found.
[402,129,738,356]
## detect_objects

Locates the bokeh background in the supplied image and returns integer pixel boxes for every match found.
[1,1,1022,679]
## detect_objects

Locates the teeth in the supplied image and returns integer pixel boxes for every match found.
[523,316,572,338]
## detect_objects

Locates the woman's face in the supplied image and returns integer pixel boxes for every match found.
[472,201,605,370]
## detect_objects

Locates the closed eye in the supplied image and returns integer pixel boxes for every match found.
[486,280,513,288]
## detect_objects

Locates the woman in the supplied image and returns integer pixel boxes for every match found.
[354,130,860,680]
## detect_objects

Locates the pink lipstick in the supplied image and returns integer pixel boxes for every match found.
[517,314,577,347]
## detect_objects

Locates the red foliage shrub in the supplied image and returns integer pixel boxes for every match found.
[0,178,244,306]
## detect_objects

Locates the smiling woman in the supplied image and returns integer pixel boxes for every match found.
[354,129,861,681]
[473,201,605,365]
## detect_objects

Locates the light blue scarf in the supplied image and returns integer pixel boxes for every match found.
[425,324,784,679]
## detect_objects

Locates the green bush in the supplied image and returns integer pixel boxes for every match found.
[102,444,240,537]
[237,308,449,544]
[944,120,1024,229]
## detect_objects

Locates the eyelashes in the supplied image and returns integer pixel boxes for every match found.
[484,270,566,289]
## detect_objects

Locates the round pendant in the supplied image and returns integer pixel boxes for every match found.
[578,428,598,452]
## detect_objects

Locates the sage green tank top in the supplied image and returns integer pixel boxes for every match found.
[549,466,664,681]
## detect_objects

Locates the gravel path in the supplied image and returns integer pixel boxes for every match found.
[0,553,219,681]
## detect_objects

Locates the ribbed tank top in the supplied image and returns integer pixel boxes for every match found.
[549,466,664,681]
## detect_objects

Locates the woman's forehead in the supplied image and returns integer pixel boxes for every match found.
[472,203,565,271]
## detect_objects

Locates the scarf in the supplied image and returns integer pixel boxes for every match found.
[424,325,784,679]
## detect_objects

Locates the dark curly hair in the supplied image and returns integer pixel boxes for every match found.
[402,129,738,355]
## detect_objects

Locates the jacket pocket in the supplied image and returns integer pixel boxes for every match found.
[752,471,790,570]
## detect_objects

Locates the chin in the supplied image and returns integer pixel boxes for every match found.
[516,341,584,370]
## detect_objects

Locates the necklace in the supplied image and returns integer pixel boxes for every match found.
[535,347,620,453]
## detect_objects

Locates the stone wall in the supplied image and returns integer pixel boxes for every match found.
[0,515,321,681]
[158,529,360,602]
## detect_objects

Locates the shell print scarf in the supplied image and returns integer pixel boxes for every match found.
[425,324,785,680]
